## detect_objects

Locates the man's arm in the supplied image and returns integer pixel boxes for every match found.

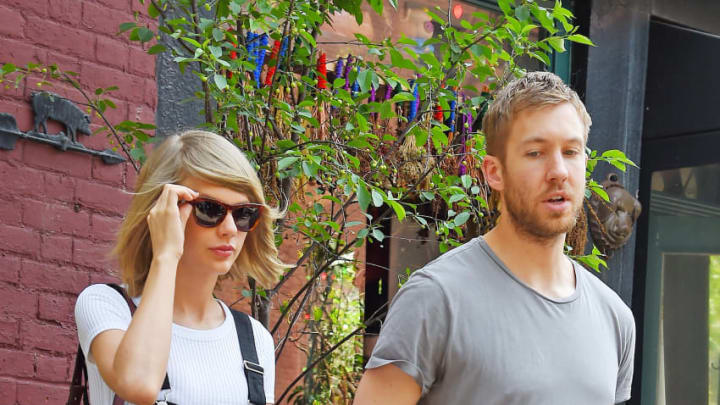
[353,364,422,405]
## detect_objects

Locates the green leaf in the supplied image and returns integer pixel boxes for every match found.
[209,45,222,59]
[567,34,595,46]
[460,174,472,188]
[148,2,160,18]
[212,28,225,42]
[372,228,385,241]
[118,22,137,33]
[136,27,154,43]
[357,69,371,93]
[298,30,316,48]
[448,193,465,204]
[147,44,167,55]
[454,211,471,227]
[388,0,398,10]
[213,73,227,90]
[421,191,434,201]
[547,37,566,53]
[357,228,370,241]
[498,0,512,16]
[515,5,530,22]
[371,189,384,207]
[277,156,298,171]
[388,200,406,221]
[357,183,371,211]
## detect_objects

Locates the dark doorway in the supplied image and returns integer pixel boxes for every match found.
[632,19,720,405]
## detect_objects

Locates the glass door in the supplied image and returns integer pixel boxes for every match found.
[641,163,720,405]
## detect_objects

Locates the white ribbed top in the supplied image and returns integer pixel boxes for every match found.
[75,284,275,404]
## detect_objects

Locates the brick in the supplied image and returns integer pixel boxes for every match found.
[22,141,92,178]
[0,101,33,136]
[43,172,75,202]
[80,61,145,102]
[1,38,47,66]
[82,2,134,37]
[0,318,19,346]
[0,5,25,38]
[0,224,40,257]
[22,200,91,238]
[96,36,129,71]
[21,320,76,354]
[99,97,128,125]
[125,161,139,190]
[129,103,155,126]
[0,161,45,197]
[45,52,81,77]
[97,0,131,13]
[0,348,34,378]
[16,381,66,405]
[0,254,21,283]
[88,271,120,285]
[143,77,158,109]
[20,260,88,294]
[40,233,72,264]
[26,16,94,60]
[3,0,48,17]
[47,0,82,26]
[0,378,16,405]
[0,196,22,227]
[91,214,122,242]
[75,179,131,215]
[91,158,125,187]
[0,283,37,318]
[35,354,69,382]
[129,46,155,77]
[38,294,76,324]
[72,238,112,270]
[80,129,115,151]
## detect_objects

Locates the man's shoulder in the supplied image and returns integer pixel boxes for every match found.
[420,237,488,274]
[576,263,634,323]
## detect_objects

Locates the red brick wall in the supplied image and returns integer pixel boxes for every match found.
[0,1,156,403]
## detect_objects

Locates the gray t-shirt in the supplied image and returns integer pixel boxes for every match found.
[367,237,635,405]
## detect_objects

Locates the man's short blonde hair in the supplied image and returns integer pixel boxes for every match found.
[112,130,290,297]
[482,71,592,160]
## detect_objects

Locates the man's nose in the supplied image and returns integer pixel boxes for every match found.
[546,151,569,183]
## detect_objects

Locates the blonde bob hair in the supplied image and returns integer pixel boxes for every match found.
[112,130,289,297]
[482,71,592,161]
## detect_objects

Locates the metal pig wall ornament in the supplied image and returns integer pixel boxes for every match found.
[588,173,642,256]
[0,91,124,164]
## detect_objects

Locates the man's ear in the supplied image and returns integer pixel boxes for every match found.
[482,155,504,192]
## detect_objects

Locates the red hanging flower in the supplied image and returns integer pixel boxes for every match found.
[316,52,327,89]
[264,40,282,86]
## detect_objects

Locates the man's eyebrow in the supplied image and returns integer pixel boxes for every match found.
[521,136,584,145]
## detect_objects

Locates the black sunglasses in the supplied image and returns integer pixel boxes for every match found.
[181,198,264,232]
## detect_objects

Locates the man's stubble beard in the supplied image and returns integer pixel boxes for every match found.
[503,177,583,242]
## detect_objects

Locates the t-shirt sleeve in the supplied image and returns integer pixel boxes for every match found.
[365,271,450,396]
[615,307,636,403]
[250,317,276,404]
[74,284,132,363]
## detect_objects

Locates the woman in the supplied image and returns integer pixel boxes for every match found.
[74,130,288,404]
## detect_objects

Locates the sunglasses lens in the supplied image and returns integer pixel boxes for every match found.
[193,200,226,226]
[232,206,261,231]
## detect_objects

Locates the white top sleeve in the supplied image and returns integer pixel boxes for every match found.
[75,284,132,362]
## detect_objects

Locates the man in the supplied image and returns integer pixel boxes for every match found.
[354,72,635,405]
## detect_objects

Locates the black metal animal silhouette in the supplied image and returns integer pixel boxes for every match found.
[32,91,91,143]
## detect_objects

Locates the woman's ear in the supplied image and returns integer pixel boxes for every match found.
[482,155,504,192]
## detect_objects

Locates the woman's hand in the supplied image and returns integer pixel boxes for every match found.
[146,184,199,262]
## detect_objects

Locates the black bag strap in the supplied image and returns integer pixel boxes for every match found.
[230,309,266,405]
[66,344,89,405]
